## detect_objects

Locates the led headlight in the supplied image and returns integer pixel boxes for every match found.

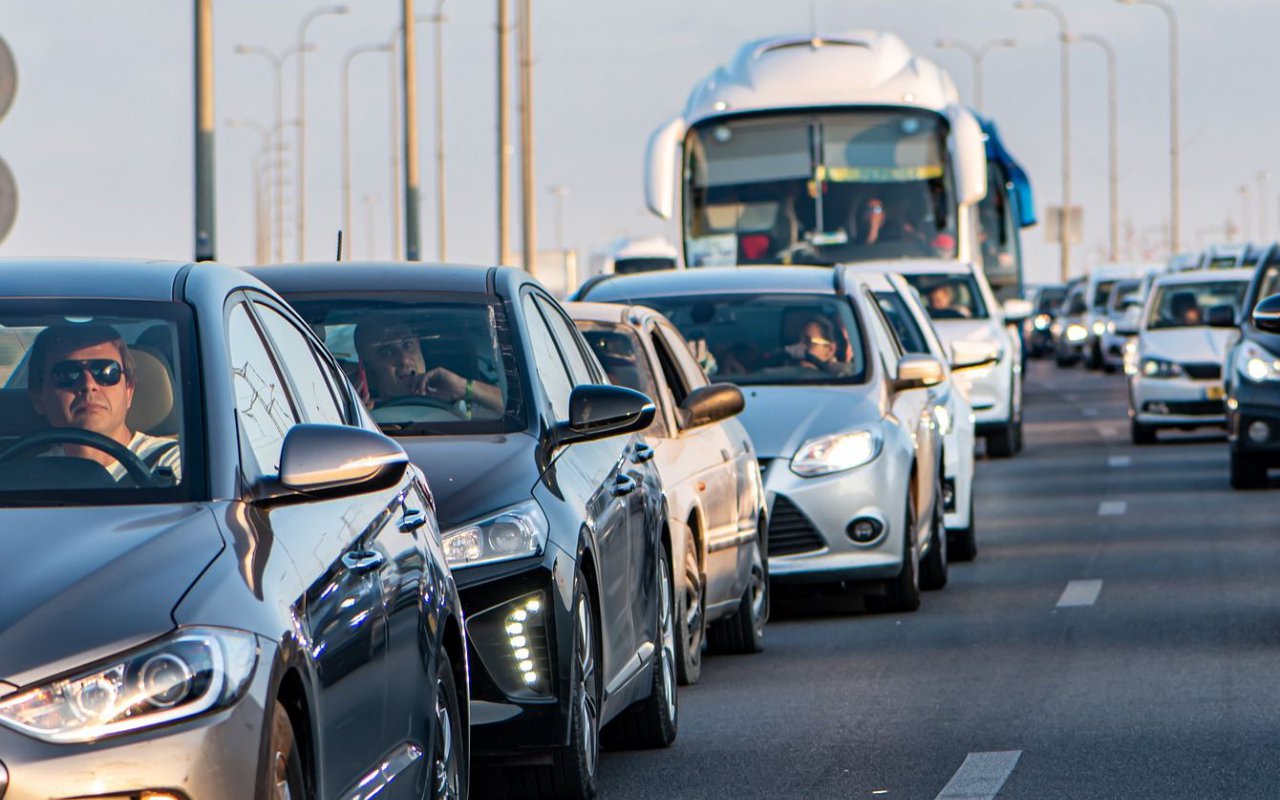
[1066,324,1088,343]
[1092,320,1107,336]
[442,500,548,568]
[1123,339,1140,375]
[0,627,258,744]
[1140,357,1183,379]
[1236,340,1280,382]
[1033,313,1051,331]
[790,426,882,477]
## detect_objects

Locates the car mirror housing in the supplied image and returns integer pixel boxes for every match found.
[1253,294,1280,334]
[556,384,656,447]
[1205,304,1237,329]
[949,340,999,371]
[894,353,945,392]
[258,424,409,503]
[679,382,744,428]
[1001,298,1033,323]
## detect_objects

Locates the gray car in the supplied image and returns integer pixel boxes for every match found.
[0,259,467,800]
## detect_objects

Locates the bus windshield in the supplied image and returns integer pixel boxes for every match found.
[683,109,957,267]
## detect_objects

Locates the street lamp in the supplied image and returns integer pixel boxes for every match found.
[386,14,443,261]
[432,1,447,262]
[341,43,394,260]
[1065,32,1119,262]
[295,5,349,261]
[1116,0,1179,254]
[1014,0,1072,280]
[933,37,1016,112]
[234,42,313,262]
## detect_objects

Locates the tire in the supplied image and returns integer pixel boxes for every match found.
[1086,341,1103,370]
[673,530,704,686]
[920,472,948,591]
[870,487,921,613]
[1230,452,1268,489]
[987,420,1017,458]
[431,651,467,800]
[948,520,977,562]
[1131,419,1157,445]
[602,542,678,750]
[706,527,767,655]
[263,701,305,800]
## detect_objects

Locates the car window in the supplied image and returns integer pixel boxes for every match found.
[650,330,691,409]
[874,291,929,354]
[227,302,298,477]
[901,274,989,320]
[522,294,574,421]
[655,322,710,391]
[862,289,906,366]
[576,320,669,437]
[252,302,346,426]
[534,295,599,385]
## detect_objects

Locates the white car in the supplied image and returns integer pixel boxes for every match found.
[857,260,1027,458]
[859,271,981,560]
[1099,277,1144,373]
[1128,268,1252,444]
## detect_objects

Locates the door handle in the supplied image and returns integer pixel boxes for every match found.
[399,508,428,533]
[633,442,655,463]
[612,473,638,496]
[342,550,386,573]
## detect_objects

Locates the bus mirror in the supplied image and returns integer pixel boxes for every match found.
[948,106,988,206]
[645,117,686,220]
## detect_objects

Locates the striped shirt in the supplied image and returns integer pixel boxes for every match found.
[47,431,182,483]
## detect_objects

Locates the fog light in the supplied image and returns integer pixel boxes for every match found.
[846,517,884,544]
[1249,420,1270,443]
[942,478,956,513]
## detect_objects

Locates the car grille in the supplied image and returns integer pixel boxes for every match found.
[1181,362,1221,380]
[768,495,826,556]
[1143,400,1224,416]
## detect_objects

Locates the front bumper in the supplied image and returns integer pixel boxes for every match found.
[1130,374,1226,426]
[0,641,274,800]
[951,362,1012,427]
[1228,380,1280,460]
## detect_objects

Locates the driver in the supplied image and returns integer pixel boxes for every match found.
[784,318,856,376]
[26,324,181,482]
[925,283,971,319]
[354,320,502,417]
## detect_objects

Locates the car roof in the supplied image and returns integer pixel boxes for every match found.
[840,270,896,291]
[1152,267,1254,286]
[245,261,500,296]
[579,266,839,300]
[564,300,633,325]
[0,258,194,300]
[843,259,975,277]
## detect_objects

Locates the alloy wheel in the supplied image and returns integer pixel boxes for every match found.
[433,676,461,800]
[576,594,599,779]
[658,559,677,722]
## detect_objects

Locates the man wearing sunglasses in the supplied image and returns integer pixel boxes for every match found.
[26,324,181,483]
[784,318,857,377]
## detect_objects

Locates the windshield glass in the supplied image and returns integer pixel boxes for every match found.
[595,293,866,386]
[0,301,197,505]
[684,110,957,267]
[284,295,525,436]
[1106,280,1140,314]
[1034,288,1066,313]
[978,162,1018,287]
[1091,280,1118,309]
[901,274,989,320]
[1145,280,1248,330]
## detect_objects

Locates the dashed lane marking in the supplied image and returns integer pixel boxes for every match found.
[934,751,1023,800]
[1108,455,1131,467]
[1057,579,1104,608]
[1082,408,1099,417]
[1098,500,1128,515]
[1096,424,1119,437]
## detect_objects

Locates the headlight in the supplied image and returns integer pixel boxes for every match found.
[443,500,548,568]
[1066,324,1088,343]
[1123,339,1140,375]
[1140,357,1183,379]
[1033,313,1051,331]
[1237,340,1280,382]
[0,627,258,744]
[790,427,882,477]
[1092,320,1107,336]
[1105,320,1117,335]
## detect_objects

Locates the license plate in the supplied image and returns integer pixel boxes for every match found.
[1206,385,1225,400]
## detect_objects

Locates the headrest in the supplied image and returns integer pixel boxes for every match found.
[127,347,176,435]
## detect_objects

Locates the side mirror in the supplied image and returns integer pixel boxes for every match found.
[679,382,744,428]
[947,105,988,206]
[894,353,945,392]
[557,384,656,446]
[644,117,686,221]
[1205,304,1237,329]
[260,424,409,503]
[1253,294,1280,333]
[1001,298,1033,323]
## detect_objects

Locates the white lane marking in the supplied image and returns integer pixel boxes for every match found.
[1096,424,1118,437]
[934,751,1023,800]
[1066,393,1080,402]
[1082,408,1099,417]
[1098,500,1127,516]
[1057,579,1103,608]
[1108,455,1131,467]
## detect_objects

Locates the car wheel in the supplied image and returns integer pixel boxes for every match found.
[602,542,678,749]
[1230,452,1268,489]
[673,531,704,686]
[1086,341,1103,370]
[987,419,1017,458]
[264,701,305,800]
[707,526,767,655]
[1130,419,1157,445]
[870,486,921,613]
[431,651,466,800]
[920,472,948,591]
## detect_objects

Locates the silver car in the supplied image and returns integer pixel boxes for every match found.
[577,267,947,611]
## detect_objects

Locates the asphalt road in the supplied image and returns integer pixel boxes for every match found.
[599,359,1280,799]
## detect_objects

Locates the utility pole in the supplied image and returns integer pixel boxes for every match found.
[433,2,447,261]
[194,0,216,261]
[402,0,423,261]
[933,37,1016,113]
[497,0,514,265]
[518,0,537,275]
[1067,33,1119,262]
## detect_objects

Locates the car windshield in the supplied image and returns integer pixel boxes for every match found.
[1034,288,1066,313]
[597,293,866,386]
[1256,262,1280,310]
[1146,280,1248,330]
[1092,280,1118,309]
[283,295,525,436]
[0,300,198,505]
[874,292,930,354]
[902,274,989,320]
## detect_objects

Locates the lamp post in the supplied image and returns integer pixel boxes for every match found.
[432,1,447,261]
[1065,32,1119,262]
[518,0,537,275]
[194,0,216,262]
[401,0,422,261]
[226,118,271,264]
[295,5,348,262]
[1014,0,1071,280]
[1117,0,1179,254]
[235,42,312,262]
[933,37,1016,112]
[341,43,393,261]
[497,0,514,265]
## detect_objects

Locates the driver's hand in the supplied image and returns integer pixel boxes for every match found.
[422,367,466,402]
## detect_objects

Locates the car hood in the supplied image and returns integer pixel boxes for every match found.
[1141,327,1234,363]
[0,504,224,687]
[930,318,1008,354]
[737,384,882,459]
[400,432,541,530]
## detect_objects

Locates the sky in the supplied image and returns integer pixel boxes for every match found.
[0,0,1274,288]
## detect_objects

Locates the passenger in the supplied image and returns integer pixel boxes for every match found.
[785,318,856,376]
[26,324,181,482]
[925,283,972,319]
[354,320,503,417]
[1169,292,1202,326]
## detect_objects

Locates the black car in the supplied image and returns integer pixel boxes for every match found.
[252,263,677,800]
[1024,284,1066,358]
[1216,245,1280,487]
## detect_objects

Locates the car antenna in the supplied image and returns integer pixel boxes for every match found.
[335,230,343,261]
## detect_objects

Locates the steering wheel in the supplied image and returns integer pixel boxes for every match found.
[0,428,158,488]
[371,394,468,424]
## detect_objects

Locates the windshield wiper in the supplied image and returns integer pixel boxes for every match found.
[0,498,91,507]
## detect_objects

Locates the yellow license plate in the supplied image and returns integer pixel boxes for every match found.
[1206,385,1226,400]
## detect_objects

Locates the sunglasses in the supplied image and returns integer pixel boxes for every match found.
[49,359,126,389]
[805,337,835,348]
